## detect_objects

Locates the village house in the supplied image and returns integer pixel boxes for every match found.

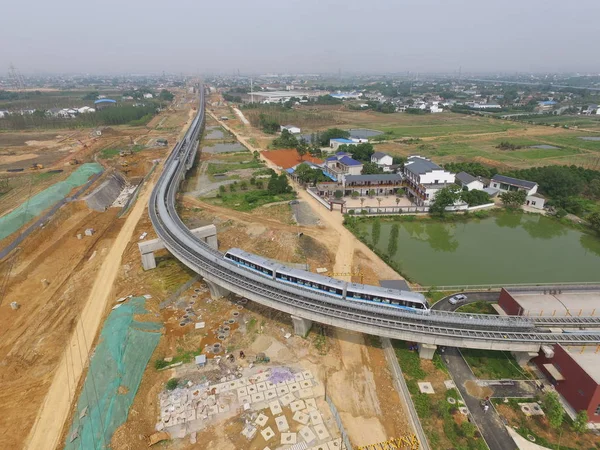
[371,152,394,171]
[403,156,455,206]
[280,124,301,134]
[489,174,546,209]
[323,152,363,182]
[455,171,488,191]
[329,138,359,152]
[315,173,403,197]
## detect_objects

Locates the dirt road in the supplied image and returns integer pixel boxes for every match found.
[208,112,404,283]
[25,169,160,450]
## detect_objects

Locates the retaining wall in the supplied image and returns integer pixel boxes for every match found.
[84,171,127,211]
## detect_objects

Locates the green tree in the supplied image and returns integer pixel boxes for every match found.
[318,128,350,146]
[372,220,381,244]
[588,212,600,234]
[500,190,527,209]
[461,189,491,207]
[461,421,477,439]
[272,129,299,148]
[219,185,226,194]
[240,180,248,190]
[588,179,600,199]
[430,185,461,217]
[351,191,359,199]
[334,190,343,199]
[259,113,280,134]
[229,183,236,192]
[572,410,588,435]
[159,89,175,101]
[361,162,383,175]
[543,391,565,429]
[166,378,179,390]
[367,189,376,198]
[267,173,292,195]
[296,140,309,161]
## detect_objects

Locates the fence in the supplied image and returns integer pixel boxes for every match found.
[306,187,332,210]
[381,338,430,450]
[344,205,430,215]
[413,282,600,293]
[325,394,353,450]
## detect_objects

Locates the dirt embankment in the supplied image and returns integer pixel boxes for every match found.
[0,202,121,449]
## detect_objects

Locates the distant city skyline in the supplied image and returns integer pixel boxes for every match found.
[3,0,599,75]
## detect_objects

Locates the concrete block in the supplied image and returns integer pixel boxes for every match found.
[281,432,297,445]
[264,389,277,401]
[298,388,314,399]
[327,440,343,450]
[275,415,289,432]
[300,379,313,389]
[304,398,317,412]
[309,410,323,426]
[302,370,314,380]
[418,382,435,394]
[313,424,330,441]
[293,411,310,425]
[251,392,265,403]
[256,382,267,392]
[276,385,290,396]
[294,372,305,382]
[289,382,301,393]
[237,387,248,398]
[269,400,282,415]
[260,426,275,442]
[290,400,306,412]
[280,393,295,406]
[255,413,268,427]
[444,380,456,390]
[299,425,317,444]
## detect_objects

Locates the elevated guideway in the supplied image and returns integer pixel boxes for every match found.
[147,85,600,358]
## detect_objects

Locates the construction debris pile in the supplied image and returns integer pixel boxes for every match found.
[157,366,342,449]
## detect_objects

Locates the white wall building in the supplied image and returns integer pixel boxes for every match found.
[280,125,301,134]
[403,156,456,206]
[329,138,359,152]
[143,93,154,99]
[455,172,486,191]
[324,152,363,182]
[371,151,393,169]
[489,174,546,210]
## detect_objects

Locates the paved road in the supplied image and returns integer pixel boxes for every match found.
[482,380,539,399]
[433,291,500,312]
[443,347,518,450]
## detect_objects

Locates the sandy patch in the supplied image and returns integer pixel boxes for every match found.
[0,153,39,164]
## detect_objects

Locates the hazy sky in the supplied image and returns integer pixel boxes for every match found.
[3,0,599,75]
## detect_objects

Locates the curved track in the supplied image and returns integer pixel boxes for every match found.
[148,86,600,350]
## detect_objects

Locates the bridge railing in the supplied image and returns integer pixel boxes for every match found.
[413,282,600,293]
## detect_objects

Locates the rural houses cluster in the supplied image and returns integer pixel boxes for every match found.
[282,129,545,213]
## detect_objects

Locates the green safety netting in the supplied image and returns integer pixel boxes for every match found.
[64,297,161,450]
[0,162,103,240]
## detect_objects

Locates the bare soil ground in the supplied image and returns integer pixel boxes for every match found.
[0,93,194,449]
[0,202,122,449]
[262,149,324,169]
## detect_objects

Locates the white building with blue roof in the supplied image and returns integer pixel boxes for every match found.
[324,152,363,182]
[329,138,360,152]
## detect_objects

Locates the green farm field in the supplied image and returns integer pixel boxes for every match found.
[238,103,600,169]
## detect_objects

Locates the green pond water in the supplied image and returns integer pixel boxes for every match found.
[357,213,600,286]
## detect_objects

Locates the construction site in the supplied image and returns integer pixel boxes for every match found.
[0,87,418,450]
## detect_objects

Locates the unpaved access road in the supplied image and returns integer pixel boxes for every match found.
[24,168,161,450]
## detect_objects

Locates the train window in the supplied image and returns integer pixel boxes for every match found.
[352,293,362,299]
[329,288,336,293]
[312,283,319,289]
[297,280,304,285]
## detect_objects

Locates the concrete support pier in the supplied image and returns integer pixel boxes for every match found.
[511,350,539,367]
[205,280,231,300]
[138,225,218,270]
[418,343,437,360]
[291,315,313,337]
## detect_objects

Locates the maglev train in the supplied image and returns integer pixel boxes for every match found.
[223,248,429,312]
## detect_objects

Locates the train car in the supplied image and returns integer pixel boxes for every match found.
[224,248,429,312]
[224,248,281,279]
[275,265,346,298]
[346,282,429,311]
